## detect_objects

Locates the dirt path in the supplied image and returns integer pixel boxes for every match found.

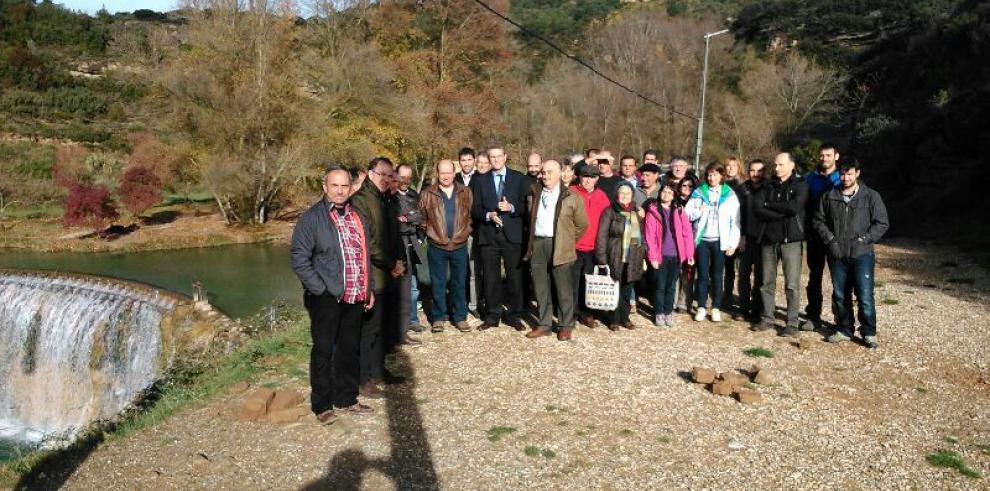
[16,242,990,490]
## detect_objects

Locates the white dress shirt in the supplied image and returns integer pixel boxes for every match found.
[534,185,560,238]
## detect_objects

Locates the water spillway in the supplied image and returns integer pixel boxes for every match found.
[0,270,209,447]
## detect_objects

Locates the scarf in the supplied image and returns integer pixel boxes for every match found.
[620,210,641,263]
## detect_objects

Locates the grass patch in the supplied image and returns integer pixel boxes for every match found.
[619,429,634,436]
[926,449,982,478]
[487,426,516,442]
[976,444,990,456]
[523,446,555,459]
[0,310,309,485]
[945,436,960,444]
[915,386,928,393]
[743,347,775,358]
[658,436,672,444]
[882,298,900,305]
[544,404,568,413]
[904,290,916,294]
[875,281,885,288]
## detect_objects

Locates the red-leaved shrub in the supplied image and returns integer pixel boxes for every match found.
[118,165,162,216]
[63,183,119,229]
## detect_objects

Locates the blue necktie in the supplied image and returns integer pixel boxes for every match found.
[496,173,504,200]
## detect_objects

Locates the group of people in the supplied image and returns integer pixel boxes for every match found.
[290,142,889,423]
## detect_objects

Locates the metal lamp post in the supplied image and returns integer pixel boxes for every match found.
[693,28,730,172]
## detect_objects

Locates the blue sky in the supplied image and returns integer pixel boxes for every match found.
[57,0,177,15]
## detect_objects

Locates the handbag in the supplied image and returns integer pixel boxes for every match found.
[585,265,620,311]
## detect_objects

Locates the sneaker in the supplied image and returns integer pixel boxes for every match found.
[431,321,446,333]
[654,314,664,327]
[827,332,852,344]
[711,309,722,323]
[864,336,879,349]
[800,318,819,331]
[780,325,800,337]
[665,314,674,328]
[694,307,707,322]
[454,320,473,332]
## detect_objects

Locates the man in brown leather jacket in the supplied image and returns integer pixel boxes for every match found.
[418,159,475,333]
[525,159,588,341]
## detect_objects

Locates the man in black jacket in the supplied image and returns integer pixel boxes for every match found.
[754,152,809,336]
[735,159,767,321]
[472,145,528,330]
[812,160,889,348]
[290,166,375,423]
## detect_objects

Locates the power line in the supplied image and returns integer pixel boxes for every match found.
[469,0,699,122]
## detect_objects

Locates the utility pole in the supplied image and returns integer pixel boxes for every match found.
[693,28,730,172]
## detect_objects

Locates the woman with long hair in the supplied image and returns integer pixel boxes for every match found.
[643,182,695,327]
[595,182,646,330]
[685,163,741,323]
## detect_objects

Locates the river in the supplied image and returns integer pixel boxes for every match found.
[0,243,301,319]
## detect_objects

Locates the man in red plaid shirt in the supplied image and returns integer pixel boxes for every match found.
[290,165,376,425]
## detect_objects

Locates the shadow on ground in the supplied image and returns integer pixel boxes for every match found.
[301,349,440,490]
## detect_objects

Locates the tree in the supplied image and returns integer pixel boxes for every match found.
[63,183,119,229]
[118,165,162,216]
[155,0,309,224]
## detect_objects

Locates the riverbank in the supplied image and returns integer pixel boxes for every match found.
[2,242,987,490]
[0,204,293,253]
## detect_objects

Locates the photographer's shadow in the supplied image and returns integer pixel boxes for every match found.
[300,349,439,490]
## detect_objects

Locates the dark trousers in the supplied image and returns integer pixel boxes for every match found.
[737,238,763,318]
[696,240,725,310]
[472,239,486,317]
[829,253,877,338]
[530,237,576,329]
[480,235,524,324]
[723,250,737,309]
[304,292,362,413]
[652,256,680,315]
[676,263,696,311]
[428,244,469,323]
[760,241,803,326]
[805,238,829,320]
[609,275,635,326]
[572,250,597,320]
[361,285,398,384]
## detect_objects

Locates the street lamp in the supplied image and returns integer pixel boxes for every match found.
[693,28,730,172]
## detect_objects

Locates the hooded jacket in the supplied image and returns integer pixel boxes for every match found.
[594,192,646,282]
[685,182,741,251]
[643,201,695,265]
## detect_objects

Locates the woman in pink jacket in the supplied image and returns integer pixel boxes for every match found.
[643,182,695,327]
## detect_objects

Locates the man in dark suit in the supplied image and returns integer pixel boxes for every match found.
[471,145,528,330]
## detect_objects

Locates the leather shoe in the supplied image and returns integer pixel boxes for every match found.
[478,319,498,330]
[316,410,337,425]
[608,324,620,331]
[506,319,526,331]
[623,321,636,330]
[557,329,572,341]
[359,382,384,399]
[525,327,552,338]
[341,403,374,415]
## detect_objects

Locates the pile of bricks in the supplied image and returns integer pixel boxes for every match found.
[690,365,774,404]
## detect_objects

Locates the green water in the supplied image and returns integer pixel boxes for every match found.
[0,243,301,319]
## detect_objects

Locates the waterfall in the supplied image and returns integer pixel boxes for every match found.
[0,272,178,447]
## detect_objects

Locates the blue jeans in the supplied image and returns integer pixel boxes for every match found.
[695,240,725,309]
[652,256,680,315]
[829,253,877,338]
[410,265,420,325]
[428,245,469,323]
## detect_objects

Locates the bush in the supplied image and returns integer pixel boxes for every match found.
[62,183,118,228]
[118,165,161,216]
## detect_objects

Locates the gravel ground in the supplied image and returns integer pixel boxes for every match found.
[24,241,990,490]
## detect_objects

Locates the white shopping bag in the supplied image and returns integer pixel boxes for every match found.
[585,265,619,311]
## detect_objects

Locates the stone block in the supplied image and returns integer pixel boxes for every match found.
[246,388,276,412]
[267,407,310,424]
[737,389,763,404]
[238,398,267,421]
[269,390,305,412]
[692,367,716,384]
[720,372,750,387]
[712,380,734,396]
